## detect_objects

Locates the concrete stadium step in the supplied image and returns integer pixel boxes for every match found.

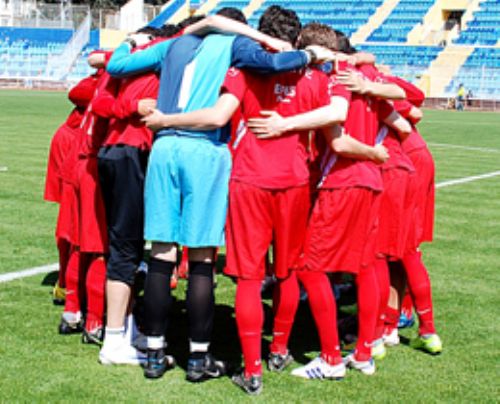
[407,0,443,45]
[244,0,266,19]
[351,0,401,45]
[419,45,474,97]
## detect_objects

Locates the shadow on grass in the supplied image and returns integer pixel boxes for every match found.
[41,270,59,286]
[40,252,350,370]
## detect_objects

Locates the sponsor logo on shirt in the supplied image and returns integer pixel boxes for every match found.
[274,83,296,103]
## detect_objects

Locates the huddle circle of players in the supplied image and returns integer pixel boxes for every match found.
[44,6,442,396]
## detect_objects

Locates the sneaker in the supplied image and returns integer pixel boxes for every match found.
[383,327,400,346]
[343,353,376,375]
[82,327,104,345]
[58,312,82,334]
[291,357,346,380]
[99,342,147,366]
[144,348,176,379]
[268,351,294,372]
[371,339,387,361]
[52,282,66,305]
[231,370,263,395]
[411,333,443,355]
[398,312,415,329]
[186,353,227,382]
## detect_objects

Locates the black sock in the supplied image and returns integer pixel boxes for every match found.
[143,258,175,337]
[187,261,215,352]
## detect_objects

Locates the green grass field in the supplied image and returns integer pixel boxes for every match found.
[0,89,499,402]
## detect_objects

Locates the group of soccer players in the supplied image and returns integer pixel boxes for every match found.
[44,5,442,395]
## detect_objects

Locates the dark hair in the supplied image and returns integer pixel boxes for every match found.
[177,14,206,30]
[296,22,337,51]
[258,5,301,44]
[216,7,247,24]
[136,26,162,37]
[334,30,357,54]
[159,23,182,38]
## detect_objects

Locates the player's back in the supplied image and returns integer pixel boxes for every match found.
[155,34,237,143]
[229,67,331,189]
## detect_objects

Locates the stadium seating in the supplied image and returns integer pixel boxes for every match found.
[454,0,500,45]
[357,44,441,83]
[246,0,384,37]
[367,0,434,43]
[210,0,251,15]
[0,27,98,80]
[445,47,500,99]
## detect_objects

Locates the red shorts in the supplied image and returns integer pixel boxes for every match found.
[75,157,108,253]
[377,168,411,259]
[224,181,310,280]
[302,187,380,275]
[406,147,435,250]
[55,180,79,245]
[44,123,78,203]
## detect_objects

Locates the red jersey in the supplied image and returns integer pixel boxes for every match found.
[77,69,112,157]
[320,65,393,191]
[65,74,100,128]
[92,72,158,150]
[383,75,425,108]
[393,99,427,153]
[380,128,414,172]
[222,67,331,189]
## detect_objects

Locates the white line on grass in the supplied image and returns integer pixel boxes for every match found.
[437,170,500,188]
[428,142,500,153]
[1,170,500,284]
[0,263,58,283]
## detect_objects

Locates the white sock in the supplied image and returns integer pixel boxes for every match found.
[190,341,209,353]
[103,327,124,348]
[147,336,165,350]
[123,314,139,344]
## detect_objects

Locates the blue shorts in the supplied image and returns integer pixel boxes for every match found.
[144,135,231,247]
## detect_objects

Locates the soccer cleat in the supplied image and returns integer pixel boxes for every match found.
[291,357,346,380]
[411,334,443,355]
[343,353,376,375]
[58,311,83,334]
[371,339,387,361]
[231,370,263,395]
[99,342,147,366]
[383,327,400,346]
[144,348,176,379]
[82,327,104,345]
[268,351,294,372]
[52,282,66,305]
[186,353,227,383]
[398,312,415,329]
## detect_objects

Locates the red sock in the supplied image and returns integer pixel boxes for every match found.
[355,265,379,361]
[85,255,106,331]
[56,237,71,288]
[402,250,436,335]
[235,279,263,376]
[64,248,82,313]
[401,291,414,318]
[374,258,390,340]
[270,272,299,355]
[179,247,189,279]
[297,270,342,365]
[384,306,400,331]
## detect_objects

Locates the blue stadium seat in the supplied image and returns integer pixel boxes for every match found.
[367,0,434,43]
